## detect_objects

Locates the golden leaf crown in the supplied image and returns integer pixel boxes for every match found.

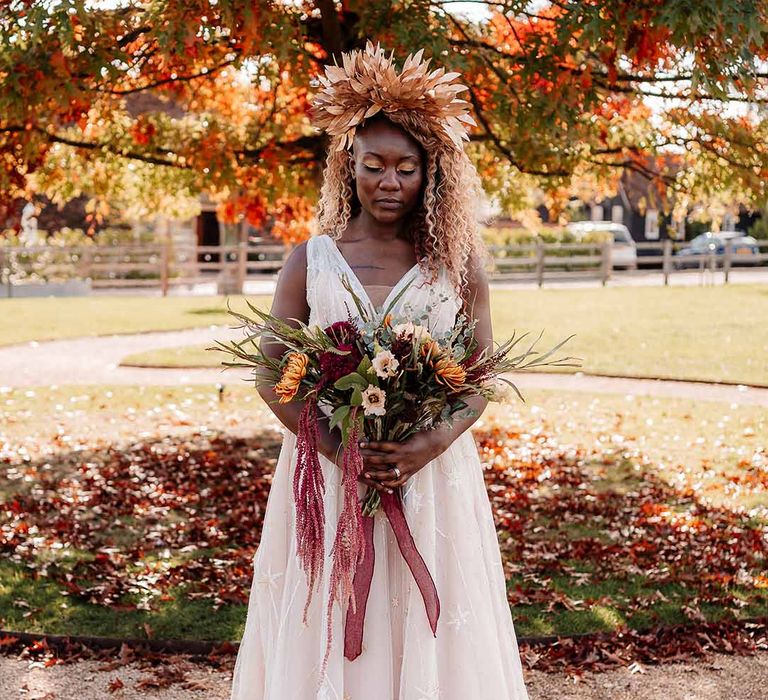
[309,40,477,152]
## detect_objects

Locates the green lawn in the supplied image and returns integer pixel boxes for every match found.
[0,294,271,347]
[1,384,765,642]
[1,285,767,382]
[118,285,768,385]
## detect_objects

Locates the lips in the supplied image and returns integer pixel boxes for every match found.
[376,198,402,206]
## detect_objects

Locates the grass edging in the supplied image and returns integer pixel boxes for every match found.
[574,370,768,390]
[0,323,240,351]
[1,614,765,658]
[116,357,768,391]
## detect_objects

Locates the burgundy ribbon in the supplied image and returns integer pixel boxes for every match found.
[344,489,440,660]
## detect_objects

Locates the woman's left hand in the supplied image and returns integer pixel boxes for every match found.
[358,431,447,491]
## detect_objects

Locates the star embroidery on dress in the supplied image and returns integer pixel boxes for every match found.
[442,466,463,489]
[255,566,283,590]
[407,488,424,514]
[391,594,400,608]
[317,673,339,700]
[446,604,470,631]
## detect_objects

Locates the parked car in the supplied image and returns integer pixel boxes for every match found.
[565,222,638,270]
[673,231,761,269]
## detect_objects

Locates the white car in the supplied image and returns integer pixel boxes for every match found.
[566,221,638,270]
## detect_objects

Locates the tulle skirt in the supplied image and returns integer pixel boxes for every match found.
[230,427,530,699]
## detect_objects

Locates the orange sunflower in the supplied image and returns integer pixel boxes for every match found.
[432,356,466,391]
[420,339,442,360]
[275,352,309,403]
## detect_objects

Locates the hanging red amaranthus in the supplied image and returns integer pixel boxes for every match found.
[294,397,327,622]
[321,406,366,675]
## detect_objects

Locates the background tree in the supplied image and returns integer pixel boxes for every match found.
[2,0,767,238]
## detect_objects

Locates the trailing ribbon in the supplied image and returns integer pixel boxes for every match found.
[344,489,440,660]
[294,405,439,674]
[343,514,375,660]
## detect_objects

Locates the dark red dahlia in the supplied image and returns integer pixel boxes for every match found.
[461,345,484,368]
[319,342,363,384]
[323,320,360,346]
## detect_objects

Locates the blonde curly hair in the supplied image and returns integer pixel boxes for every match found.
[314,111,491,301]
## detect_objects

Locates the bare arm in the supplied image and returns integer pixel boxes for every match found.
[255,240,344,466]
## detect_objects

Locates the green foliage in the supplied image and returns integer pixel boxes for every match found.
[2,1,768,228]
[748,213,768,240]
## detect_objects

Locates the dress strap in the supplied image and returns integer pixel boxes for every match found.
[305,234,333,316]
[305,235,318,313]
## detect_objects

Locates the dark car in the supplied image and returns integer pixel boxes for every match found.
[673,231,761,269]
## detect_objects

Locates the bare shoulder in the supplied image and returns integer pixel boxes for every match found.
[458,247,493,350]
[270,239,310,324]
[466,249,490,286]
[279,239,309,280]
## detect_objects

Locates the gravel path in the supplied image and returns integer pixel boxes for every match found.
[0,327,766,406]
[1,649,766,699]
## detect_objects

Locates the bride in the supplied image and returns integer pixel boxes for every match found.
[230,41,531,700]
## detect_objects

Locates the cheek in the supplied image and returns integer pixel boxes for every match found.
[355,174,379,197]
[404,175,425,203]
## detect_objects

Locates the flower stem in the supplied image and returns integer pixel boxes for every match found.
[361,487,381,517]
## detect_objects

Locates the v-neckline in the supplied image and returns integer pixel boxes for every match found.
[324,235,423,313]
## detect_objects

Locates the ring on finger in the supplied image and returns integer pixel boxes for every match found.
[391,465,402,479]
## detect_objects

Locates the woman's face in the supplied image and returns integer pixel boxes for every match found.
[349,119,425,224]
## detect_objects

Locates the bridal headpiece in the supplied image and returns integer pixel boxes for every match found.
[309,40,476,152]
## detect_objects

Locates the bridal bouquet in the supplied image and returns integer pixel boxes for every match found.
[210,275,578,668]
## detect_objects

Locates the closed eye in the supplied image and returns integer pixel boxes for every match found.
[363,165,417,175]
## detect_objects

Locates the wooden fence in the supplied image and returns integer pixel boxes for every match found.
[1,238,767,296]
[0,241,288,297]
[489,239,768,285]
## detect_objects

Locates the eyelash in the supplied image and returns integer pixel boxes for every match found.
[363,165,417,175]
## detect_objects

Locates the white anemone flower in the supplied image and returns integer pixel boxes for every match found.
[361,385,387,416]
[372,349,399,378]
[392,322,432,344]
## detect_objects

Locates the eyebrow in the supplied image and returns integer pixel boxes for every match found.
[362,151,420,160]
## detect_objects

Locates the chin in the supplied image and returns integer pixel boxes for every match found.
[372,210,405,223]
[368,204,414,223]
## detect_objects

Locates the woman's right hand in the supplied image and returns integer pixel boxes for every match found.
[359,460,394,494]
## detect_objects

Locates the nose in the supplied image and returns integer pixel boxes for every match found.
[378,168,400,192]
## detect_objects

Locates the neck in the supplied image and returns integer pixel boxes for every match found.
[350,210,408,241]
